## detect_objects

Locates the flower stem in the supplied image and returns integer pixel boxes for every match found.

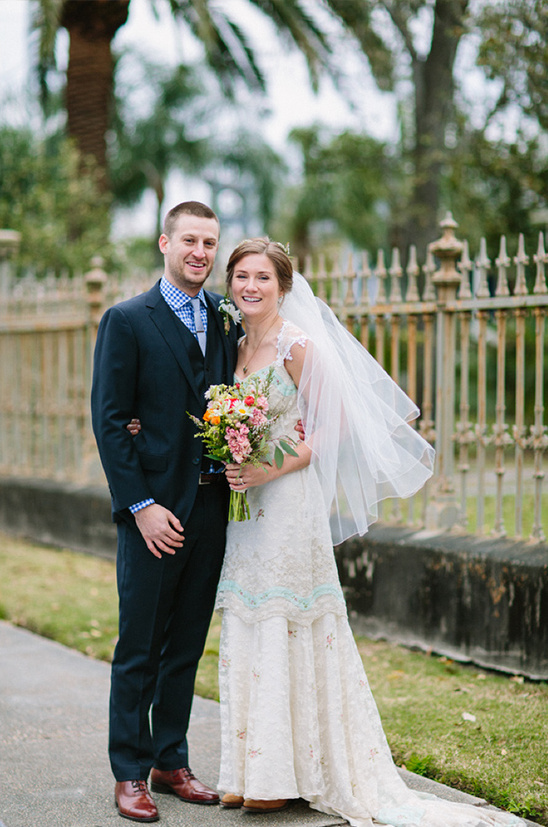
[229,490,251,522]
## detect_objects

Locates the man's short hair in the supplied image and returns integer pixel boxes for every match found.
[163,201,220,237]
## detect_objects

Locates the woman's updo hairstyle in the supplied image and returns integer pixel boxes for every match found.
[226,238,293,295]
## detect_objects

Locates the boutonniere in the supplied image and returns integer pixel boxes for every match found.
[219,295,242,334]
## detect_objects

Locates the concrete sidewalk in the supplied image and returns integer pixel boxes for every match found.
[0,621,536,827]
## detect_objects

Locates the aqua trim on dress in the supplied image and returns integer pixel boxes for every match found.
[217,580,345,611]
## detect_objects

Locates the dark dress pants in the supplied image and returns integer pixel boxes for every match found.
[109,484,228,781]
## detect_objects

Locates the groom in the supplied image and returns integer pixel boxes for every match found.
[91,201,240,822]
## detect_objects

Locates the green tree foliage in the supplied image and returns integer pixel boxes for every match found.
[162,0,330,94]
[109,49,285,250]
[322,0,548,253]
[475,0,548,132]
[444,124,548,258]
[34,0,331,185]
[279,126,401,261]
[110,55,210,240]
[29,0,548,265]
[324,0,471,251]
[204,131,286,236]
[0,126,111,275]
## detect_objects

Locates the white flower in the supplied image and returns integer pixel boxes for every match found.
[219,297,242,333]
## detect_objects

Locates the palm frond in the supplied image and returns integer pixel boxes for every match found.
[31,0,64,106]
[248,0,332,90]
[166,0,332,94]
[323,0,395,91]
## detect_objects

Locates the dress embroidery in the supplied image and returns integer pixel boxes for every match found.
[216,581,345,612]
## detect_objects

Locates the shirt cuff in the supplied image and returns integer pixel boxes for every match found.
[129,498,155,514]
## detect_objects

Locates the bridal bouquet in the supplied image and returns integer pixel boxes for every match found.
[189,369,298,521]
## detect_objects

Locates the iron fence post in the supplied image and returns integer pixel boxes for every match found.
[426,213,463,529]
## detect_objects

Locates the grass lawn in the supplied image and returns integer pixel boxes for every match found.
[1,533,546,823]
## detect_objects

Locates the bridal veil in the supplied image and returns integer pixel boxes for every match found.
[280,272,435,545]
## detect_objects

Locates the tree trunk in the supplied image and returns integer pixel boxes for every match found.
[408,0,469,256]
[61,0,130,189]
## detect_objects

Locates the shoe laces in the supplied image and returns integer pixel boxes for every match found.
[131,780,149,794]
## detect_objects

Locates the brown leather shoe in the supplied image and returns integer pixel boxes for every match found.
[150,767,219,804]
[242,798,290,813]
[114,780,159,822]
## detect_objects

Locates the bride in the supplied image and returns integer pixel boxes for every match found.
[216,237,522,827]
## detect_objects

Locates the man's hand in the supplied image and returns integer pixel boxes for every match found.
[134,503,184,559]
[127,418,141,436]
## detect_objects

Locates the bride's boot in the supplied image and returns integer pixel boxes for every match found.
[242,799,289,813]
[220,793,244,809]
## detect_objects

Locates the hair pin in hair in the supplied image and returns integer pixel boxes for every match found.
[273,241,291,256]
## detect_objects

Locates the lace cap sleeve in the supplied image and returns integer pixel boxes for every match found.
[276,320,308,366]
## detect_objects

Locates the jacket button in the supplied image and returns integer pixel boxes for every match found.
[192,457,200,465]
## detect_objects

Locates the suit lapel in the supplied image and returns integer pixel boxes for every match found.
[146,283,205,406]
[205,290,235,380]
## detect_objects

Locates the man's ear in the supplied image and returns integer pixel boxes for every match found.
[159,234,168,254]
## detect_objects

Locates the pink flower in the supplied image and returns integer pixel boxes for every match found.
[250,408,267,427]
[255,395,269,411]
[226,426,252,463]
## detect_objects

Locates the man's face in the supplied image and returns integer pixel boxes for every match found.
[159,213,220,295]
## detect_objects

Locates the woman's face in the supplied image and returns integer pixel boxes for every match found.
[230,253,283,319]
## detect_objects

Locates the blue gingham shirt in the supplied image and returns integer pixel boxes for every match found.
[129,276,208,515]
[160,275,208,337]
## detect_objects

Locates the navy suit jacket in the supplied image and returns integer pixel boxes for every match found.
[91,280,239,526]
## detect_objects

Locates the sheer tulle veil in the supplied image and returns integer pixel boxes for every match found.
[280,272,435,545]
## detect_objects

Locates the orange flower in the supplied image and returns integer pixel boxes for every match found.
[210,415,221,425]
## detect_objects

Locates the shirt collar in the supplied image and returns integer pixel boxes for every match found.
[160,275,206,310]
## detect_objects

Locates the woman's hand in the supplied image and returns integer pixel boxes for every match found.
[225,462,273,491]
[225,436,312,490]
[127,418,141,436]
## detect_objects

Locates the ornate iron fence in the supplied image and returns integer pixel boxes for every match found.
[0,215,546,541]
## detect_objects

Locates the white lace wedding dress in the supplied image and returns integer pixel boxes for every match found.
[214,321,522,827]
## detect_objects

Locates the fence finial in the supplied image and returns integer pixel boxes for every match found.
[0,230,21,260]
[429,212,463,296]
[85,256,108,326]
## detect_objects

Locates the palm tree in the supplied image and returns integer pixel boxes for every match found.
[34,0,331,188]
[35,0,131,187]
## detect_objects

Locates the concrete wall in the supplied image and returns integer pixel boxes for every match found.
[1,477,547,678]
[337,525,548,680]
[0,477,116,560]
